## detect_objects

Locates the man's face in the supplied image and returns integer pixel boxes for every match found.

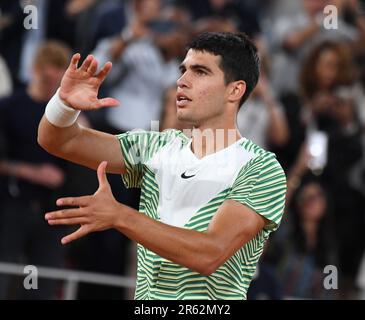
[32,64,65,100]
[176,49,229,126]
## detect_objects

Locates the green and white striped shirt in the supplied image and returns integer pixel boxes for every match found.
[117,129,286,300]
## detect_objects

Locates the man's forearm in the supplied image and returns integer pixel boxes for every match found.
[38,115,81,157]
[0,160,31,180]
[114,206,224,275]
[283,23,319,51]
[0,160,43,183]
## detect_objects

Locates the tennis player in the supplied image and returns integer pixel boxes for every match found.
[38,32,286,300]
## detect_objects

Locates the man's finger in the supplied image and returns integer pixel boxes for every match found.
[95,61,112,82]
[48,217,88,226]
[87,59,98,75]
[97,161,109,188]
[56,195,91,207]
[45,208,84,220]
[69,53,80,71]
[80,55,93,71]
[96,97,120,108]
[61,226,90,245]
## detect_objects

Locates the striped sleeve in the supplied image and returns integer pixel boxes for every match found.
[227,154,287,231]
[116,129,182,188]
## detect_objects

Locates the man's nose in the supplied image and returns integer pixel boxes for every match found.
[176,72,191,88]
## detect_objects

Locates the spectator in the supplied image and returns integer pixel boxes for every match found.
[247,242,283,300]
[237,69,289,149]
[17,0,76,84]
[323,87,365,298]
[177,0,261,38]
[274,41,357,171]
[276,177,338,299]
[269,0,364,94]
[92,0,185,133]
[0,41,71,299]
[65,0,126,57]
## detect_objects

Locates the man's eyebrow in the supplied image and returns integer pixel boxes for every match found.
[179,63,213,74]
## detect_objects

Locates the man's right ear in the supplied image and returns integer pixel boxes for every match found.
[227,80,246,104]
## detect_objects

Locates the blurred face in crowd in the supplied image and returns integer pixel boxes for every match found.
[297,183,327,222]
[162,4,191,26]
[31,64,65,101]
[156,31,189,60]
[210,0,230,10]
[303,0,328,16]
[315,48,340,89]
[176,49,232,126]
[135,0,161,23]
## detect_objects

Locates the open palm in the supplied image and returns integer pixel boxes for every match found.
[59,54,119,110]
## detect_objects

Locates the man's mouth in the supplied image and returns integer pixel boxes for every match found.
[176,93,192,107]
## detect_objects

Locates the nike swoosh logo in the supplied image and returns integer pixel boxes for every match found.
[181,172,196,179]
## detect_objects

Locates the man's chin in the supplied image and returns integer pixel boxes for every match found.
[177,110,191,122]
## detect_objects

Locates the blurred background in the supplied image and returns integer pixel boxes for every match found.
[0,0,364,300]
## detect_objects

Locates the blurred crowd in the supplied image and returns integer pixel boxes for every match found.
[0,0,365,300]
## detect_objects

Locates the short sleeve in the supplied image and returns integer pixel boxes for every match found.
[227,154,287,231]
[116,129,183,188]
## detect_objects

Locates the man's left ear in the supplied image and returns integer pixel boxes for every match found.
[228,80,246,103]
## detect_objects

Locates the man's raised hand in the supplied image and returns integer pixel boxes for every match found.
[59,54,120,110]
[45,161,123,244]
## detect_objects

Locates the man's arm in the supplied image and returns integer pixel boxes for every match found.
[37,54,125,174]
[114,199,266,275]
[282,20,320,52]
[0,160,64,188]
[38,119,125,174]
[45,162,267,275]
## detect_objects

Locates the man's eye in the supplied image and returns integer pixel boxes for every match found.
[196,70,206,75]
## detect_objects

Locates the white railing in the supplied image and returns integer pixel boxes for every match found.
[0,262,136,300]
[357,253,365,300]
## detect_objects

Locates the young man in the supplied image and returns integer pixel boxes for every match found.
[0,41,70,299]
[38,32,287,300]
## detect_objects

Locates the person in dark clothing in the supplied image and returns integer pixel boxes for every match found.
[322,88,365,298]
[175,0,261,38]
[276,176,338,299]
[0,40,72,299]
[0,0,77,88]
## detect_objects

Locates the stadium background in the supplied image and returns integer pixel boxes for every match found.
[0,0,364,300]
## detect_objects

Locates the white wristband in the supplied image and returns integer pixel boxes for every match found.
[45,88,81,127]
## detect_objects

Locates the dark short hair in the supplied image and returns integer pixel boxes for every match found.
[187,32,260,107]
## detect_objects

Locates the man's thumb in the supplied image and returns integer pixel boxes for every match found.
[97,161,109,188]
